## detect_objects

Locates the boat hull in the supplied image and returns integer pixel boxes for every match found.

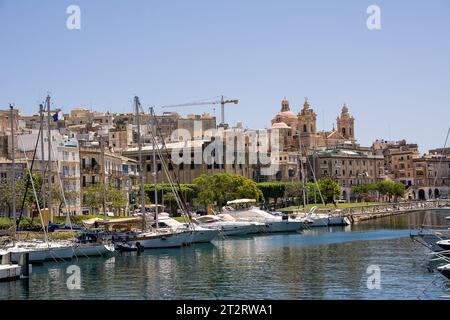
[10,249,47,264]
[438,264,450,279]
[309,218,329,227]
[265,221,303,233]
[328,216,351,226]
[45,247,74,261]
[221,224,256,236]
[190,228,219,243]
[131,231,192,249]
[74,244,115,257]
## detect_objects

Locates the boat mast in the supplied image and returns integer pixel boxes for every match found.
[298,129,307,211]
[39,104,46,214]
[150,107,158,229]
[9,105,16,237]
[46,95,52,222]
[135,96,146,231]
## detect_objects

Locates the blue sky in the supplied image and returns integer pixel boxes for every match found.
[0,0,449,152]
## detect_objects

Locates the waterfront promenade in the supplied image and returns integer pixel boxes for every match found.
[288,200,450,224]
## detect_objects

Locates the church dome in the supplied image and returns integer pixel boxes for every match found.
[276,111,297,119]
[271,122,290,129]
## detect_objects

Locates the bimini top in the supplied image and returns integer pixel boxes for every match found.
[226,199,257,205]
[82,217,142,227]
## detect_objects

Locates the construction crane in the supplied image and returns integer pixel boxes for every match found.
[160,95,239,127]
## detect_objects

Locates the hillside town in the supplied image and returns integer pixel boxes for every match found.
[0,97,449,218]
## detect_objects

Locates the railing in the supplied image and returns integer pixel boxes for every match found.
[336,200,450,217]
[81,165,100,172]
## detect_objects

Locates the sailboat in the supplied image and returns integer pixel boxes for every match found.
[6,97,77,262]
[114,97,194,249]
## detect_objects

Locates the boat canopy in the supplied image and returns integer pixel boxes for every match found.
[195,215,222,223]
[226,199,257,205]
[217,213,236,221]
[82,217,142,227]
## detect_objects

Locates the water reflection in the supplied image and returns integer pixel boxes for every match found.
[0,211,448,300]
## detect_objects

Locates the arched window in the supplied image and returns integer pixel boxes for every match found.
[303,124,307,133]
[342,128,346,136]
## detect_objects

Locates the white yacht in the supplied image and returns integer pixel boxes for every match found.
[153,212,219,243]
[328,211,351,226]
[194,214,262,236]
[223,199,305,233]
[292,206,350,227]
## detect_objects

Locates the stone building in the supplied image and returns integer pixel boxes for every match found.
[270,98,356,155]
[16,130,82,216]
[409,152,450,200]
[309,145,385,201]
[372,139,421,187]
[108,124,133,151]
[0,158,27,217]
[176,113,217,141]
[121,126,276,186]
[79,141,138,214]
[66,107,114,127]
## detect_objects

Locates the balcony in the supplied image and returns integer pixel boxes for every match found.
[81,165,100,173]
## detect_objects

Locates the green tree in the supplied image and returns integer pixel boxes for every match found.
[375,180,392,201]
[256,182,287,206]
[82,184,104,214]
[391,182,406,202]
[163,192,178,214]
[375,180,405,202]
[194,173,263,209]
[285,182,305,207]
[316,178,341,206]
[352,183,377,202]
[107,186,128,215]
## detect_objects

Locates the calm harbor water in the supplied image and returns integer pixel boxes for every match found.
[1,210,449,300]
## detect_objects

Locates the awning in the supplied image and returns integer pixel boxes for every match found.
[226,199,257,205]
[82,217,143,227]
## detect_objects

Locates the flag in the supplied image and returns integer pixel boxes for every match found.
[53,111,65,121]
